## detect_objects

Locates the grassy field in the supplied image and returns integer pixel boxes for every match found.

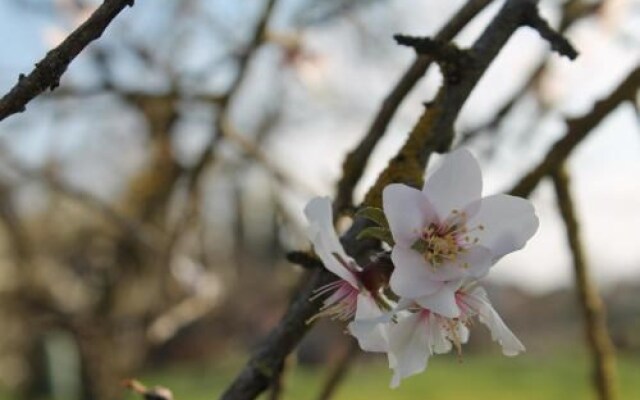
[121,352,640,400]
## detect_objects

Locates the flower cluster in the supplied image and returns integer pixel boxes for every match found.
[304,149,539,387]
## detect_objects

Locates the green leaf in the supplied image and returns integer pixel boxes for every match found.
[356,207,389,228]
[357,226,395,246]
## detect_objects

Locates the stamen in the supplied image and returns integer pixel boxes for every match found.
[307,280,358,323]
[446,319,463,357]
[413,210,488,269]
[310,280,344,300]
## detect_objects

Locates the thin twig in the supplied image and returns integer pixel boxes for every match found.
[509,66,640,198]
[46,86,226,105]
[220,118,318,196]
[551,167,619,400]
[458,0,602,144]
[523,6,578,59]
[185,0,279,194]
[0,0,136,121]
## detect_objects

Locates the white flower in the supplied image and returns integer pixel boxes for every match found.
[348,297,465,388]
[382,149,539,317]
[386,308,464,388]
[383,284,522,387]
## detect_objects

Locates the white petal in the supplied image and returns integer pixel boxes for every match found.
[304,197,345,258]
[414,281,462,318]
[467,194,539,261]
[383,184,436,247]
[423,149,482,220]
[304,197,359,287]
[426,313,453,354]
[394,297,416,313]
[348,294,389,353]
[461,287,525,356]
[458,246,493,280]
[388,313,430,388]
[390,247,443,298]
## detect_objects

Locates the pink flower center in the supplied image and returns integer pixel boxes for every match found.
[309,280,359,322]
[412,210,483,268]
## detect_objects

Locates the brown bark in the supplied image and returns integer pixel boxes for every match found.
[551,167,619,400]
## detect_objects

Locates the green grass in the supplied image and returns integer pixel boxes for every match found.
[126,352,640,400]
[4,353,639,399]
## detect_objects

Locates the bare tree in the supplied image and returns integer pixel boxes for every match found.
[0,1,635,400]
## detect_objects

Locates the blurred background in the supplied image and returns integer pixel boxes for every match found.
[0,0,638,399]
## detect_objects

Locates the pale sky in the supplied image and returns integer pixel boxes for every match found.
[0,0,638,293]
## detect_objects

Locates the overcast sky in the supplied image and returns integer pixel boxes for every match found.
[0,0,638,293]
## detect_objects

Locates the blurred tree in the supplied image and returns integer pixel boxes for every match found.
[0,1,636,400]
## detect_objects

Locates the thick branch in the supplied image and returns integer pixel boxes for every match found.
[220,218,374,400]
[220,269,331,400]
[364,0,557,207]
[510,66,640,198]
[0,0,136,121]
[333,0,493,214]
[551,167,619,400]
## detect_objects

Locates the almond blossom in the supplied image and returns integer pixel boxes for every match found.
[305,196,362,321]
[385,307,465,388]
[369,284,524,387]
[305,148,535,389]
[382,149,539,318]
[304,197,390,334]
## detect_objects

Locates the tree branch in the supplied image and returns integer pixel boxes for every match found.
[509,66,640,198]
[333,0,493,214]
[0,0,136,121]
[184,0,278,194]
[363,0,564,208]
[522,2,578,60]
[220,118,318,196]
[458,0,601,144]
[220,269,331,400]
[551,167,619,400]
